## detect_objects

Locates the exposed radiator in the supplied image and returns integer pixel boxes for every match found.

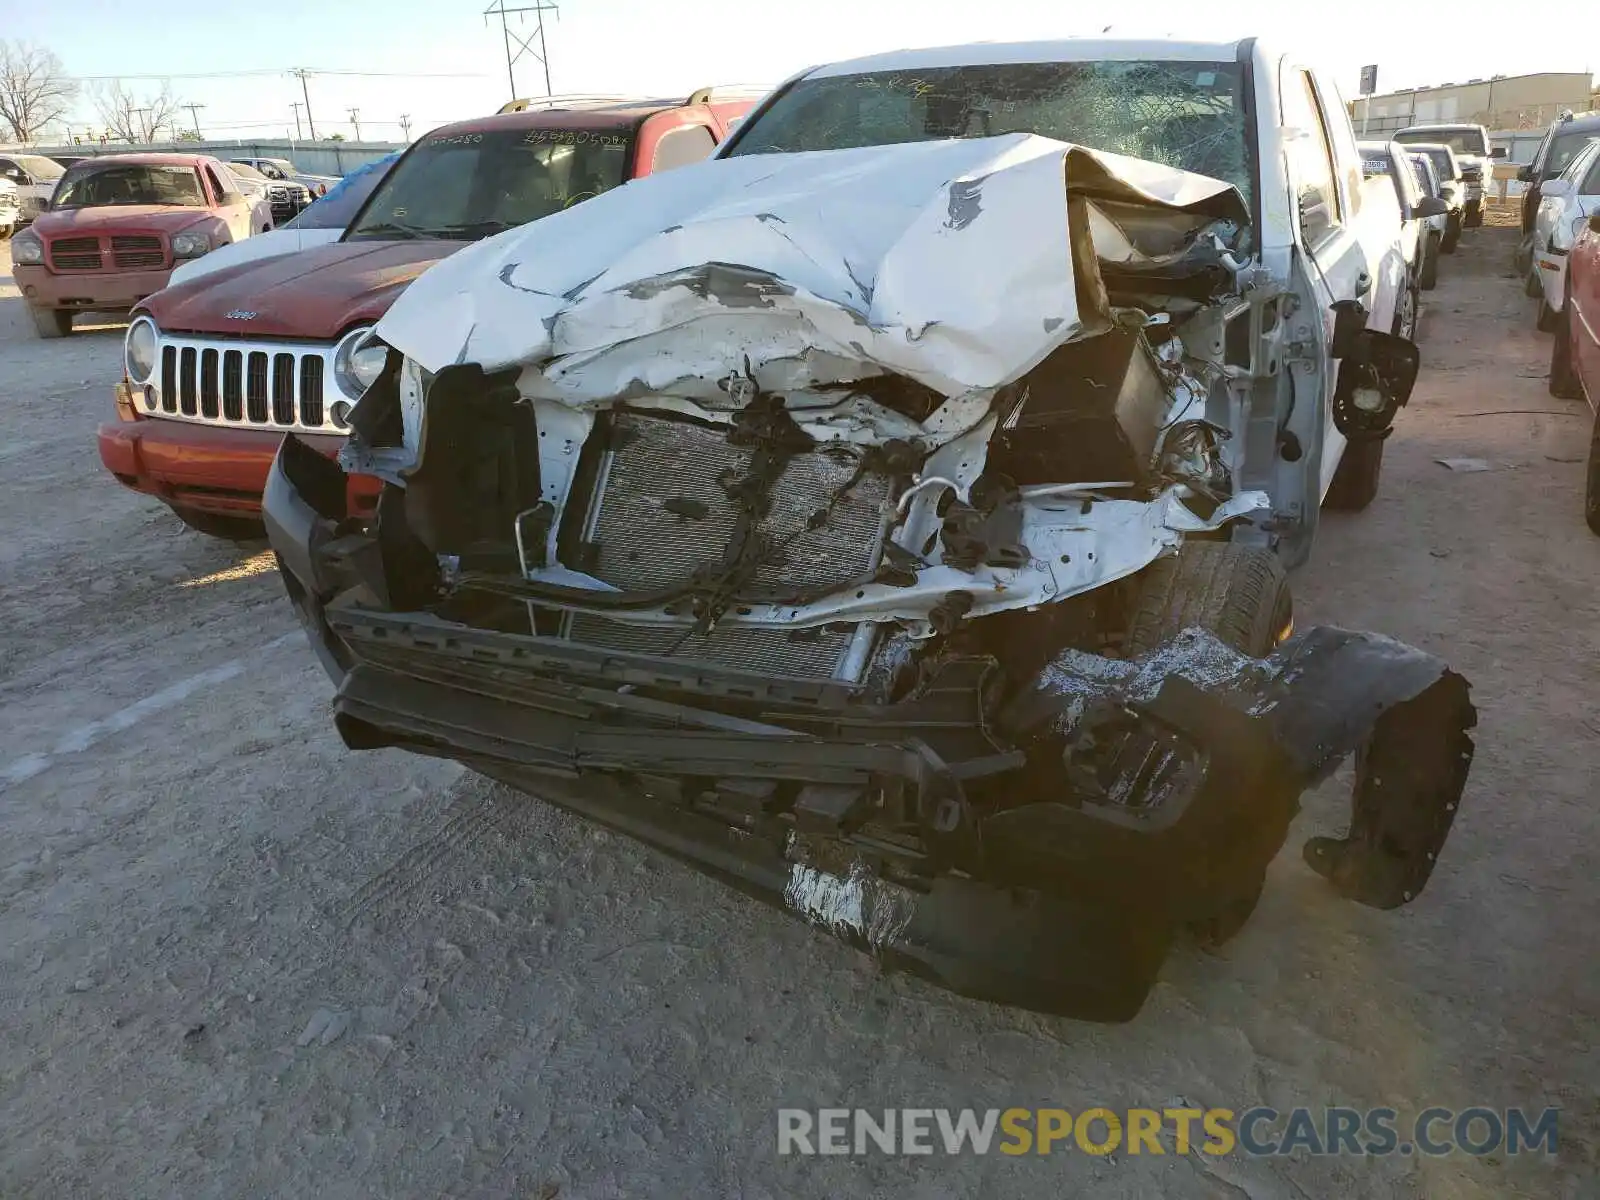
[567,410,892,680]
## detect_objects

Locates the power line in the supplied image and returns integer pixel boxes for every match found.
[65,68,489,81]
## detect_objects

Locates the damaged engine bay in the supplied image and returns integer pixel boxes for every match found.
[265,135,1475,1021]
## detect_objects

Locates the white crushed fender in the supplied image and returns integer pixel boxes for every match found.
[375,133,1246,401]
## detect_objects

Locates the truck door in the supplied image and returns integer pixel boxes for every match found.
[1280,65,1382,499]
[204,164,256,242]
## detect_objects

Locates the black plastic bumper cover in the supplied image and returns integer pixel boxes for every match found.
[264,438,1478,1022]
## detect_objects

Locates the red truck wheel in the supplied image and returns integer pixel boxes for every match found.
[29,306,73,339]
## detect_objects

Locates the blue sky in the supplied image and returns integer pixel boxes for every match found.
[8,0,1592,144]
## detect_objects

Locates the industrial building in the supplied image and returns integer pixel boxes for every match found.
[1349,71,1596,137]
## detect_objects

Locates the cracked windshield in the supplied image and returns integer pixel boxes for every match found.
[346,126,633,241]
[726,60,1251,201]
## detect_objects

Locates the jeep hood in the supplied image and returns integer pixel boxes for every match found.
[374,134,1249,400]
[142,238,453,339]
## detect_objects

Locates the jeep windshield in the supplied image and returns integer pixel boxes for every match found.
[1396,128,1488,157]
[344,126,633,242]
[51,163,206,209]
[726,59,1252,203]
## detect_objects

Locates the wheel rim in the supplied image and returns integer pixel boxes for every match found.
[1398,288,1417,340]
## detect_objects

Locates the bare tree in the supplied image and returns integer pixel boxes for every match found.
[0,41,78,142]
[92,78,180,143]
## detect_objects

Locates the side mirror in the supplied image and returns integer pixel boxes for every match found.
[1589,213,1600,235]
[1412,196,1449,219]
[1516,165,1534,183]
[1490,147,1507,159]
[1540,178,1574,200]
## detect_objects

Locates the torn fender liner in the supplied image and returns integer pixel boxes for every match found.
[1004,627,1477,911]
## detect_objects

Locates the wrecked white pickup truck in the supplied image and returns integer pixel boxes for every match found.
[264,39,1474,1022]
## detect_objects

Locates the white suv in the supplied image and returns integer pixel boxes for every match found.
[1532,138,1600,332]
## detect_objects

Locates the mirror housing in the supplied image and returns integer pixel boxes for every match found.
[1540,178,1574,200]
[1516,165,1534,183]
[1412,196,1449,219]
[1589,212,1600,236]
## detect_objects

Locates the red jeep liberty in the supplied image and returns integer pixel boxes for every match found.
[98,90,759,539]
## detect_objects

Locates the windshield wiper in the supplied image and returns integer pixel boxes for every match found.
[350,219,430,240]
[430,218,520,239]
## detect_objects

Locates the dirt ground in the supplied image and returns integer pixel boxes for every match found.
[1,227,1596,1199]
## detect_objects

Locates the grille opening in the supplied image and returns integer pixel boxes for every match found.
[160,346,178,413]
[246,352,270,423]
[271,352,296,426]
[179,347,198,415]
[222,350,244,421]
[112,235,163,270]
[199,349,220,418]
[50,236,103,271]
[299,357,325,427]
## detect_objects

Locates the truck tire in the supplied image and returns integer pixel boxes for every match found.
[1419,237,1439,290]
[1536,300,1558,333]
[1549,305,1583,400]
[29,305,73,339]
[1441,214,1461,254]
[1125,542,1292,658]
[1325,438,1385,511]
[1123,542,1291,948]
[1525,265,1545,298]
[1465,199,1483,229]
[173,508,267,541]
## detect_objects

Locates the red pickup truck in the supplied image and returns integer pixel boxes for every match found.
[98,90,759,539]
[12,153,273,339]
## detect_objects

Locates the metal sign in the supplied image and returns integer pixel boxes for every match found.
[1359,64,1378,96]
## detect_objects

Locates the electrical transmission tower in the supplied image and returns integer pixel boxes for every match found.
[484,0,558,100]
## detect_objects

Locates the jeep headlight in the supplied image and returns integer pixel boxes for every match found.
[124,316,158,384]
[171,231,211,258]
[11,231,43,265]
[333,326,387,400]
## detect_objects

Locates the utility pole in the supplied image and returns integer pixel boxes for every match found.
[290,102,303,140]
[348,107,362,141]
[484,0,558,100]
[399,113,412,140]
[291,68,317,139]
[182,103,205,139]
[130,106,152,143]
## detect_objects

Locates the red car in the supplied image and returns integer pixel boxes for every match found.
[1550,207,1600,533]
[10,153,272,339]
[97,89,760,539]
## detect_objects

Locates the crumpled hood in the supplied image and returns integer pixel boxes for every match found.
[376,134,1246,401]
[31,206,216,237]
[141,239,453,338]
